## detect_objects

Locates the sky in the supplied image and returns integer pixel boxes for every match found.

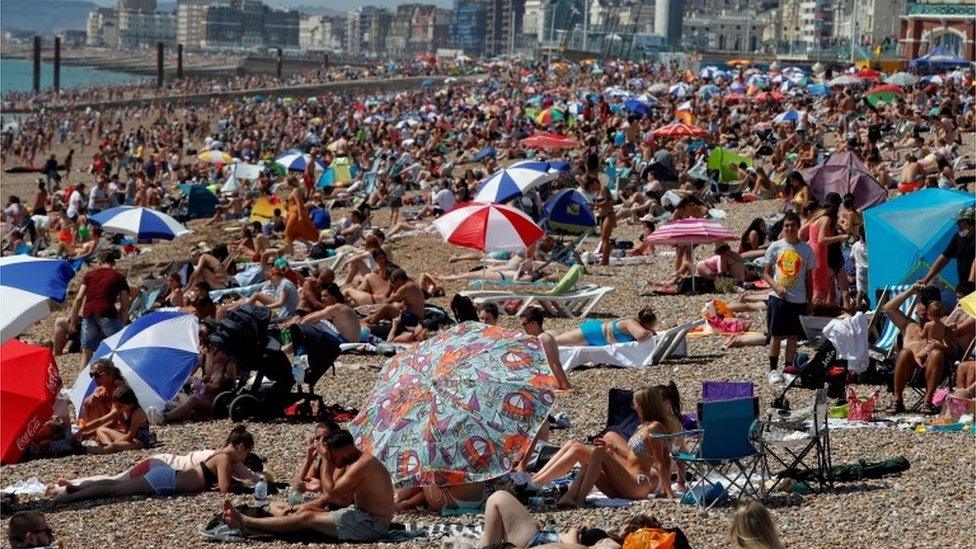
[87,0,454,10]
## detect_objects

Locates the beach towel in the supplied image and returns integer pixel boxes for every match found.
[559,337,658,371]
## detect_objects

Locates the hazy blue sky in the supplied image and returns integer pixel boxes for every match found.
[88,0,454,10]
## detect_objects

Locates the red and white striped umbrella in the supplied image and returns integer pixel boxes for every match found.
[432,202,544,252]
[646,217,735,246]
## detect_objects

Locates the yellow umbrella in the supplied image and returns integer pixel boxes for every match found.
[960,292,976,319]
[197,150,233,164]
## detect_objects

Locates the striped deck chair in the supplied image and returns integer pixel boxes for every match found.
[868,284,916,360]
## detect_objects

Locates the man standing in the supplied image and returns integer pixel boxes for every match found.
[920,206,975,287]
[69,250,130,367]
[762,212,816,384]
[222,430,394,543]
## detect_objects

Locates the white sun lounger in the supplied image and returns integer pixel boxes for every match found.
[459,284,613,318]
[558,319,703,370]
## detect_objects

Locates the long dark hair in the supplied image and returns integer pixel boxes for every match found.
[740,217,767,251]
[654,381,682,419]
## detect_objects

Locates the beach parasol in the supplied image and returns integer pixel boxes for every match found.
[828,74,862,86]
[648,83,669,94]
[772,109,816,124]
[652,123,709,139]
[474,161,556,204]
[520,132,579,150]
[669,83,691,98]
[753,91,785,103]
[535,107,565,125]
[801,151,887,210]
[623,99,653,117]
[1,340,60,464]
[472,146,497,162]
[885,72,919,87]
[316,156,361,188]
[348,322,557,487]
[865,84,904,106]
[697,84,721,99]
[197,150,233,164]
[856,69,883,81]
[433,202,544,253]
[90,206,191,240]
[0,256,75,343]
[274,151,325,172]
[646,218,736,292]
[544,189,596,234]
[68,311,200,417]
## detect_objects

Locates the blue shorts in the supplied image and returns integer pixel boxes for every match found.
[81,316,124,350]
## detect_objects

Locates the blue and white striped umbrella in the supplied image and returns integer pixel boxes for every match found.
[773,109,814,124]
[669,83,691,97]
[0,256,75,343]
[69,311,200,416]
[274,151,325,172]
[90,206,190,240]
[474,160,557,204]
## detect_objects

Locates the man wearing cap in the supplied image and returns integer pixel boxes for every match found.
[920,206,975,287]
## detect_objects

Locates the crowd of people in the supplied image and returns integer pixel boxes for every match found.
[1,53,974,547]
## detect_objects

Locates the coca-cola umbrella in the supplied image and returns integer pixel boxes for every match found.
[433,202,544,253]
[645,218,736,292]
[1,339,60,464]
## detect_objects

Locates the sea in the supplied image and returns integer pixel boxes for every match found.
[1,57,142,95]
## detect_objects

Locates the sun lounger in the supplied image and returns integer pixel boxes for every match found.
[461,284,613,318]
[557,319,702,370]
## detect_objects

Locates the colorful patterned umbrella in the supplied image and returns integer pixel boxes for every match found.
[316,156,361,188]
[534,107,565,125]
[433,202,544,252]
[349,322,557,487]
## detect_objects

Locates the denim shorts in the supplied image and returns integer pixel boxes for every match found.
[81,316,124,350]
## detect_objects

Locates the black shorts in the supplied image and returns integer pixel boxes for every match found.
[766,295,805,338]
[390,196,403,208]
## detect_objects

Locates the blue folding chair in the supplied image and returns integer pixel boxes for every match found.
[670,396,764,508]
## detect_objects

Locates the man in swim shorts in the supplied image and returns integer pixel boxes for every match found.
[222,430,395,543]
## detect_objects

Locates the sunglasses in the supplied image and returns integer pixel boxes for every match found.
[90,371,106,379]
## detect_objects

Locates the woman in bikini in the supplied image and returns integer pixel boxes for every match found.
[531,386,684,501]
[52,425,256,503]
[553,305,657,347]
[886,284,947,414]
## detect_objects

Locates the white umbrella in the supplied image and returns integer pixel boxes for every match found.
[0,257,75,343]
[829,75,862,86]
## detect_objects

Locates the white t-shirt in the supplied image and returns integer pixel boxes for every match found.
[433,188,456,211]
[67,190,85,218]
[88,186,110,211]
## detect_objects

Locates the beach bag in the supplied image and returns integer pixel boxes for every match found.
[846,388,878,421]
[623,528,675,549]
[940,393,974,420]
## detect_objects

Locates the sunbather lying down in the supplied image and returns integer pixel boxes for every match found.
[554,306,657,347]
[479,491,667,548]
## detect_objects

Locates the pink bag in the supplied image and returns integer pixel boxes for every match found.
[846,388,878,421]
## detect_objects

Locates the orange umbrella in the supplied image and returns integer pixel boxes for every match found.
[652,123,709,139]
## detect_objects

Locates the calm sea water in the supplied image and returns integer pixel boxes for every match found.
[1,57,142,95]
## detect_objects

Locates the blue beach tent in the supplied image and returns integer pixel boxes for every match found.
[864,189,975,304]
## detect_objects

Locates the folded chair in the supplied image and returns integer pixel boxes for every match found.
[669,396,764,509]
[759,388,833,493]
[128,279,167,319]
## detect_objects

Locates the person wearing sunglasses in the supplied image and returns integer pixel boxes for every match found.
[8,511,54,548]
[80,358,125,423]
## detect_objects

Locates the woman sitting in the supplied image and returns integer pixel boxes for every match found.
[554,306,657,347]
[76,386,156,455]
[531,385,685,501]
[394,482,487,513]
[51,425,256,503]
[738,217,768,260]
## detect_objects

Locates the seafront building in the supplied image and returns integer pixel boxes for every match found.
[299,15,345,53]
[898,0,976,61]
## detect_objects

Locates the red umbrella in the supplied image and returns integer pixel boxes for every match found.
[856,69,883,81]
[1,339,60,464]
[432,202,544,252]
[652,123,710,139]
[753,91,785,103]
[866,84,904,96]
[520,132,579,150]
[724,93,746,103]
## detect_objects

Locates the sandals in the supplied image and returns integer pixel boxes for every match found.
[919,403,938,415]
[884,401,906,415]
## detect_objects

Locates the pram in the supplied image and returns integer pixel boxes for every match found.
[771,336,848,411]
[210,305,340,422]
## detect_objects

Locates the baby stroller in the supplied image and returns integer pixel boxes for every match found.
[771,336,848,411]
[210,306,339,422]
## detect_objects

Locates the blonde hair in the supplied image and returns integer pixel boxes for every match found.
[632,387,679,433]
[730,500,784,549]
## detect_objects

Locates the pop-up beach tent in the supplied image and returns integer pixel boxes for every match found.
[864,188,975,304]
[802,152,886,211]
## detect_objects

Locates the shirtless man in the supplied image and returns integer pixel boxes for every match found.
[886,284,945,414]
[223,430,394,543]
[363,269,426,331]
[898,154,923,194]
[299,283,365,343]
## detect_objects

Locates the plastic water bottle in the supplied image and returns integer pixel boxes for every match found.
[292,355,308,384]
[288,487,304,506]
[254,475,268,505]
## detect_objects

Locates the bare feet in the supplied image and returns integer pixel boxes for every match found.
[222,499,244,530]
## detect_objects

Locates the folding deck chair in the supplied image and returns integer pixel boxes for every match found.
[759,388,833,493]
[868,284,916,360]
[667,396,765,509]
[460,265,615,318]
